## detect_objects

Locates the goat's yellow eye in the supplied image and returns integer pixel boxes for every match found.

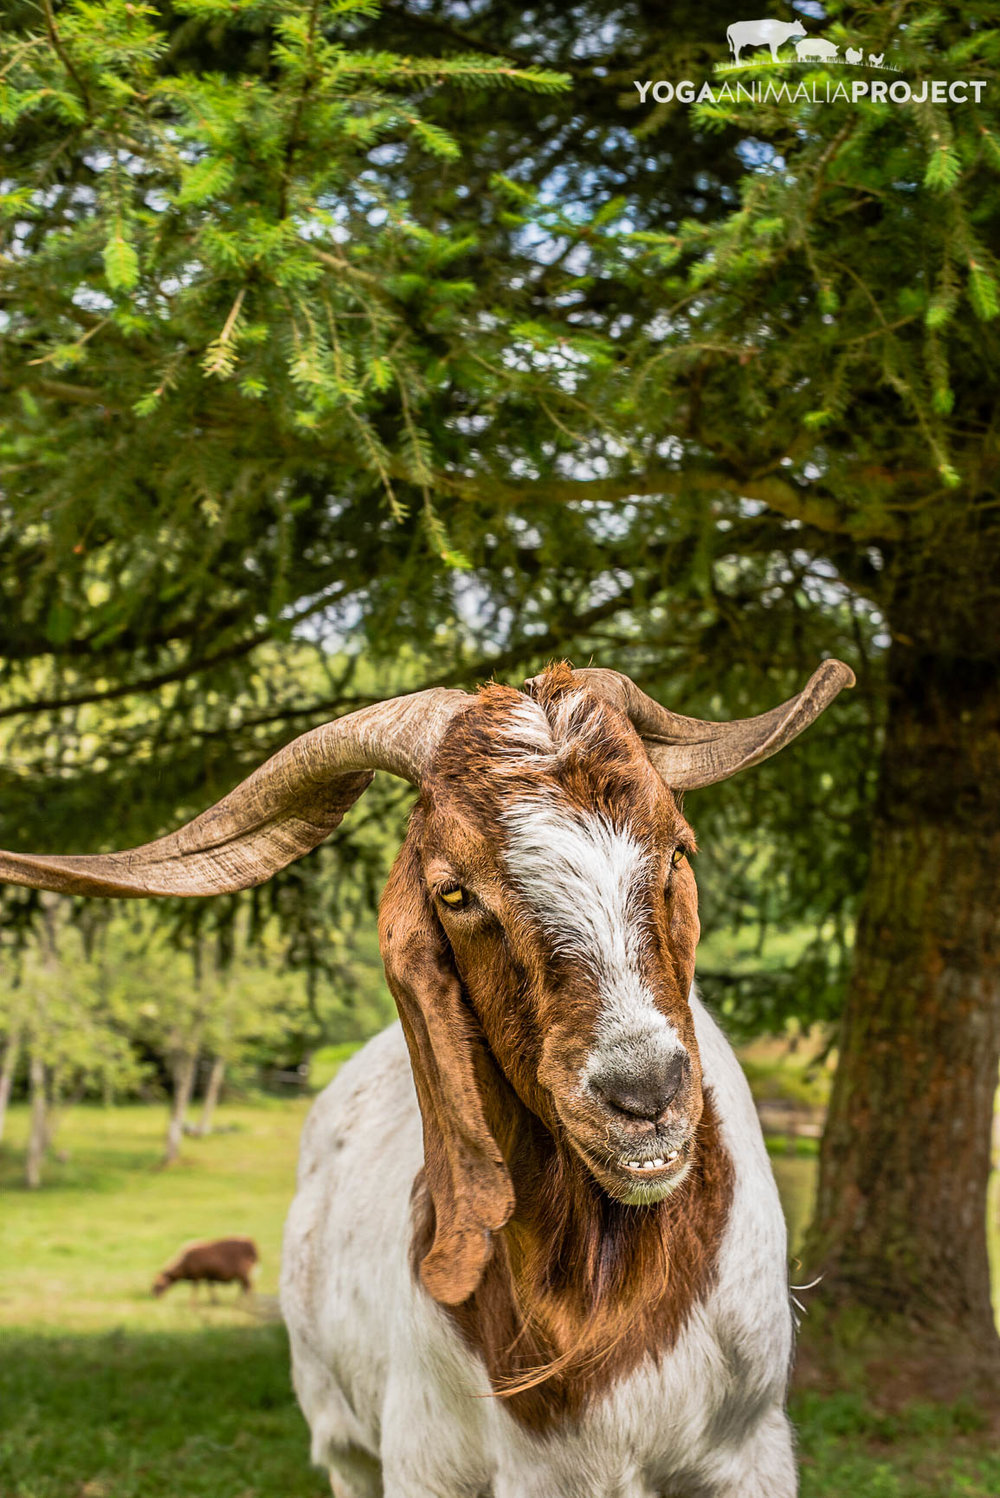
[671,846,688,868]
[439,885,469,909]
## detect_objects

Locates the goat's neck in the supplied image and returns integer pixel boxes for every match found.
[437,1064,734,1431]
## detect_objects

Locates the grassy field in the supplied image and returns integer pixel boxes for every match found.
[0,1100,300,1331]
[2,1090,998,1498]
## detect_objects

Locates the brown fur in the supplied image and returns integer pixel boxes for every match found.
[412,1094,733,1430]
[152,1236,259,1297]
[381,666,733,1430]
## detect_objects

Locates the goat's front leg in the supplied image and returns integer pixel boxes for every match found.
[326,1444,384,1498]
[700,1407,797,1498]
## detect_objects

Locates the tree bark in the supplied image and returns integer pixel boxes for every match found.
[806,620,1000,1370]
[196,1056,225,1136]
[164,1049,198,1165]
[0,1028,21,1144]
[25,1053,47,1189]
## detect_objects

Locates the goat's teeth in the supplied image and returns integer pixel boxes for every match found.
[651,1158,665,1168]
[642,1160,657,1170]
[666,1149,680,1163]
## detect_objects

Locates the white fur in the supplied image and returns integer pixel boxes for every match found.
[500,697,564,752]
[502,799,684,1069]
[502,799,650,979]
[500,692,590,759]
[281,992,796,1498]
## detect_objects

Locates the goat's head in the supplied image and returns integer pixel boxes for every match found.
[0,658,853,1306]
[409,669,704,1207]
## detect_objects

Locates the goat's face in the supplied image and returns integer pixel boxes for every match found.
[405,677,703,1209]
[151,1273,171,1297]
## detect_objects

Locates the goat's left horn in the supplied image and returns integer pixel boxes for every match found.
[531,660,854,789]
[0,688,468,898]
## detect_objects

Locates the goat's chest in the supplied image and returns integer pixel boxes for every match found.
[475,1302,763,1498]
[392,1286,782,1498]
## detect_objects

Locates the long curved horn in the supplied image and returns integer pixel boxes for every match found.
[0,688,468,898]
[531,660,854,789]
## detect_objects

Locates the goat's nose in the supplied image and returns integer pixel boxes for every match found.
[591,1049,690,1122]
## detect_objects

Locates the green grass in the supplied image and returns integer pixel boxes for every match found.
[794,1390,1000,1498]
[0,1100,306,1329]
[1,1099,320,1498]
[2,1095,999,1497]
[0,1325,326,1498]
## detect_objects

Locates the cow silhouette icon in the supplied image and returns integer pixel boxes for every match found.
[726,18,806,63]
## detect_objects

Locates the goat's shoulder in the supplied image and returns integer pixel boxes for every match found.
[689,986,794,1399]
[689,986,769,1159]
[296,1022,416,1187]
[284,1021,423,1301]
[282,1023,427,1449]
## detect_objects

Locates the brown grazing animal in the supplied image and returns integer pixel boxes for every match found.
[152,1236,259,1298]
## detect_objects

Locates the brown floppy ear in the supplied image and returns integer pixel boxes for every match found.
[379,817,514,1307]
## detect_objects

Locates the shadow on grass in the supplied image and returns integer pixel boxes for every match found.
[791,1315,1000,1498]
[0,1323,327,1498]
[4,1319,1000,1498]
[792,1386,1000,1498]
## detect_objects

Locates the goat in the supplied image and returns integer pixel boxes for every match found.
[152,1236,259,1299]
[0,658,853,1498]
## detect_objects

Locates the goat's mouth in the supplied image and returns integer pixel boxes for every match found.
[567,1131,693,1203]
[618,1144,687,1176]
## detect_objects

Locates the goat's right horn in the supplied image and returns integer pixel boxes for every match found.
[530,660,854,789]
[0,688,468,899]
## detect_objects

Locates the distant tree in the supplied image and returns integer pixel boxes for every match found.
[0,980,27,1144]
[17,902,146,1184]
[195,1054,225,1139]
[97,920,216,1163]
[191,921,314,1133]
[89,905,326,1156]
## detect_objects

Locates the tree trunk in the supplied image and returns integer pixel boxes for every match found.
[0,1028,21,1143]
[25,1054,47,1189]
[164,1050,198,1165]
[45,1066,63,1153]
[806,623,1000,1373]
[196,1056,225,1136]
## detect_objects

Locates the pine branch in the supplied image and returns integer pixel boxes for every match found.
[443,467,904,541]
[40,0,91,116]
[0,632,271,723]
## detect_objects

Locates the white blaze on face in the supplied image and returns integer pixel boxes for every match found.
[501,797,682,1073]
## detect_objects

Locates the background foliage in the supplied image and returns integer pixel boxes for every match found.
[0,0,919,1022]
